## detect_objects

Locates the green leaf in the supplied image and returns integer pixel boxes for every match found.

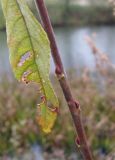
[1,0,59,133]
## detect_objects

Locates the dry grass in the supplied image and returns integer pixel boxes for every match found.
[0,68,114,160]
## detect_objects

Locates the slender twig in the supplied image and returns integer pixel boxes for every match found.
[35,0,93,159]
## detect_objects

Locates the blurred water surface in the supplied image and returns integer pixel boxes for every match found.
[0,26,115,75]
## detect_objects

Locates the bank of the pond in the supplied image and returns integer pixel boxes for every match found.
[47,5,115,27]
[0,5,115,30]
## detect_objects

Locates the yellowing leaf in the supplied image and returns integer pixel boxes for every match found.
[1,0,59,133]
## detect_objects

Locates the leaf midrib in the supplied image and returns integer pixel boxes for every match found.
[15,0,47,101]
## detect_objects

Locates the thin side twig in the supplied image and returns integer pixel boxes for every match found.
[35,0,93,159]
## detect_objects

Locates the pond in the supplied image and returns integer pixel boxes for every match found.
[0,26,115,76]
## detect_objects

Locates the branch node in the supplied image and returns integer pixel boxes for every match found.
[55,66,65,80]
[55,65,62,75]
[68,100,81,114]
[75,137,81,148]
[74,100,80,109]
[57,74,65,80]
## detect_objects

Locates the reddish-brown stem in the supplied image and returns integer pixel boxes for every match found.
[35,0,93,159]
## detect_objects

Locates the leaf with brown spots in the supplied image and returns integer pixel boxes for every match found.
[1,0,59,133]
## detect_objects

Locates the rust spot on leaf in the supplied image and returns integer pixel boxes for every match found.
[21,70,32,84]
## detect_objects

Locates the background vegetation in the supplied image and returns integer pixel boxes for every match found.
[0,0,115,30]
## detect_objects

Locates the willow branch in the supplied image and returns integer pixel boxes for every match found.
[35,0,93,159]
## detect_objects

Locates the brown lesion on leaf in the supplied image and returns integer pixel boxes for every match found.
[37,95,59,114]
[17,51,32,67]
[37,95,46,108]
[46,100,59,113]
[21,70,32,84]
